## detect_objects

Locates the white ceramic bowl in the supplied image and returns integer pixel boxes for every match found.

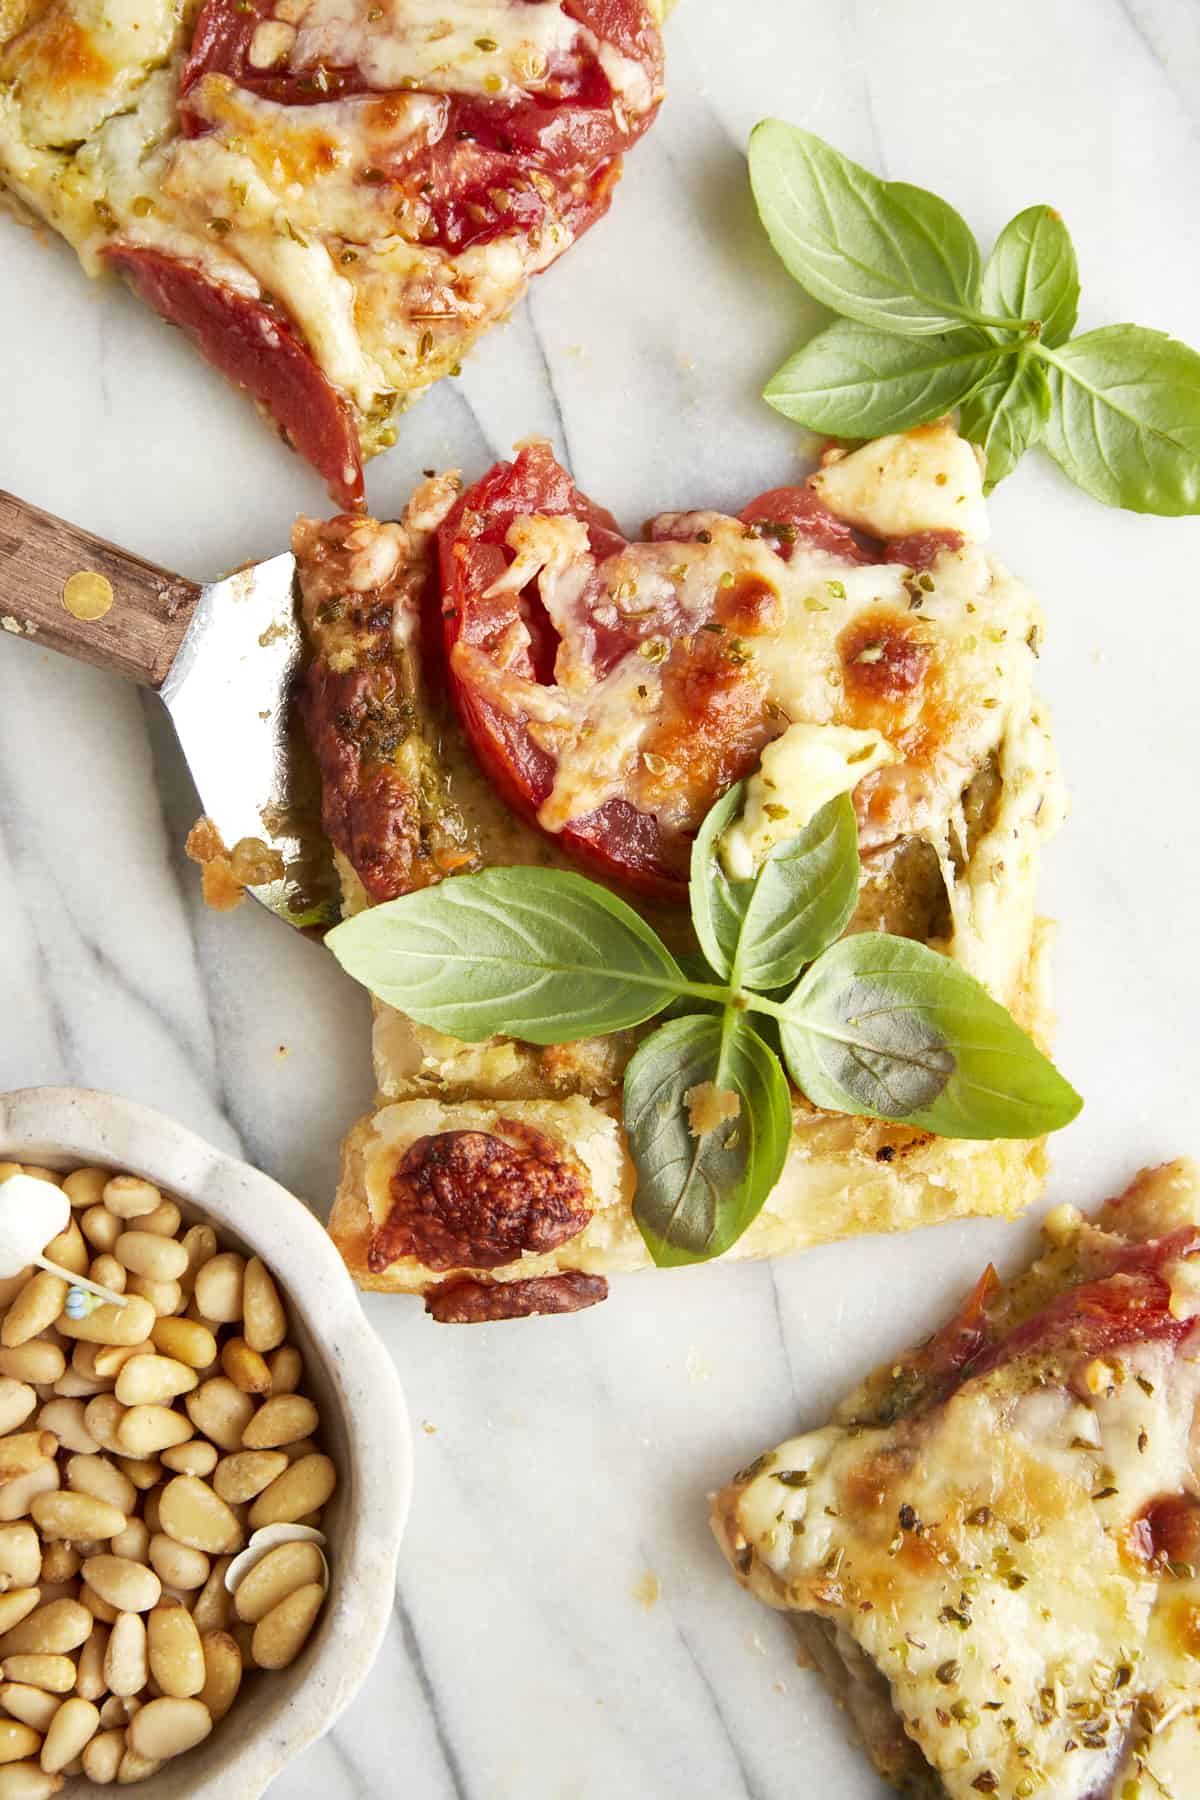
[0,1086,412,1798]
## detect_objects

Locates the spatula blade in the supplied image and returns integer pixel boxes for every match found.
[160,553,340,929]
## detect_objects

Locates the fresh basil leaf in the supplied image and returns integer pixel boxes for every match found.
[1041,326,1200,514]
[959,350,1052,490]
[765,319,999,436]
[748,121,983,336]
[778,933,1082,1138]
[326,867,688,1044]
[691,785,861,990]
[981,206,1079,347]
[625,1013,792,1266]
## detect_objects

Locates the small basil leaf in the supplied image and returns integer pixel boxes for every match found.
[765,319,999,436]
[625,1013,792,1267]
[981,206,1079,347]
[959,351,1052,490]
[326,867,687,1044]
[1042,326,1200,515]
[689,781,746,981]
[748,121,983,336]
[778,933,1082,1139]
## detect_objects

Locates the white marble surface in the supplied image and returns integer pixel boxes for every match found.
[2,1,1200,1794]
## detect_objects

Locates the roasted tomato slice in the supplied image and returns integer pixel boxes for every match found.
[180,0,662,253]
[439,444,796,899]
[104,247,363,509]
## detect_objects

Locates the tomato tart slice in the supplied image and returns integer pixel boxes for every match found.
[713,1159,1200,1800]
[0,0,667,503]
[291,424,1067,1318]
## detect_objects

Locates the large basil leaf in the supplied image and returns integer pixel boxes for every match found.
[1042,326,1200,514]
[748,121,983,336]
[691,787,860,991]
[778,934,1082,1139]
[326,868,688,1043]
[765,319,999,435]
[981,205,1079,347]
[959,351,1052,490]
[625,1014,792,1267]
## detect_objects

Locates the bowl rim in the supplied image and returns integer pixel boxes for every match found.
[0,1084,412,1799]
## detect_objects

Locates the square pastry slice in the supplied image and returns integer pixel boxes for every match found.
[712,1159,1200,1799]
[0,0,665,503]
[288,422,1068,1319]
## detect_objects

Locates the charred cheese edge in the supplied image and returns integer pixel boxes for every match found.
[0,0,667,457]
[313,425,1068,1306]
[711,1160,1200,1800]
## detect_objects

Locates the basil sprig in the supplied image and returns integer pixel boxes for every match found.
[750,121,1200,513]
[327,788,1080,1267]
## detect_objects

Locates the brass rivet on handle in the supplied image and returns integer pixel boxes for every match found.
[63,570,114,622]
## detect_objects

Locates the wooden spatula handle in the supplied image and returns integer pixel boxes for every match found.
[0,489,200,689]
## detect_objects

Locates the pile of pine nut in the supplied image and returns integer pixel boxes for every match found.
[0,1163,338,1794]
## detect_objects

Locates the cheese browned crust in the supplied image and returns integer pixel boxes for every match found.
[307,425,1068,1315]
[0,0,666,495]
[712,1160,1200,1800]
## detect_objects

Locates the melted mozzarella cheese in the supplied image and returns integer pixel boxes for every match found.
[719,722,896,879]
[286,0,581,98]
[1,0,177,148]
[811,423,990,544]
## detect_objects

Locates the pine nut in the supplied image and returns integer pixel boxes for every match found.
[242,1260,287,1353]
[79,1402,125,1460]
[80,1560,160,1617]
[184,1380,255,1453]
[0,1354,60,1393]
[0,1285,65,1354]
[117,1408,192,1459]
[88,1259,126,1297]
[75,1624,109,1701]
[0,1689,56,1733]
[108,1518,149,1565]
[0,1724,41,1767]
[115,1744,160,1784]
[190,1561,232,1635]
[147,1537,208,1593]
[0,1440,56,1486]
[248,1454,336,1530]
[146,1602,204,1700]
[0,1535,37,1594]
[113,1458,160,1494]
[242,1394,318,1450]
[193,1256,244,1326]
[103,1614,147,1700]
[0,1661,73,1696]
[135,1203,181,1240]
[100,1181,161,1223]
[0,1397,34,1445]
[66,1457,136,1519]
[37,1544,77,1586]
[39,1696,99,1773]
[159,1440,215,1478]
[251,1583,324,1671]
[90,1345,150,1383]
[0,1470,58,1528]
[63,1171,106,1213]
[267,1347,302,1395]
[0,1765,61,1798]
[57,1299,155,1351]
[123,1278,181,1320]
[97,1697,137,1730]
[0,1600,37,1642]
[35,1403,95,1457]
[198,1631,241,1723]
[42,1224,86,1280]
[78,1587,117,1628]
[114,1358,196,1409]
[148,1320,216,1373]
[30,1493,125,1544]
[213,1451,287,1506]
[78,1211,119,1256]
[157,1479,242,1556]
[178,1228,216,1291]
[234,1541,326,1625]
[219,1339,271,1397]
[80,1728,124,1785]
[114,1236,187,1284]
[127,1694,210,1764]
[0,1601,92,1658]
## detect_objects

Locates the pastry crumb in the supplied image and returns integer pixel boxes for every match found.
[632,1571,659,1609]
[685,1082,741,1138]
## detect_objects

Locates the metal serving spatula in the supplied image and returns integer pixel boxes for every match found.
[0,489,339,928]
